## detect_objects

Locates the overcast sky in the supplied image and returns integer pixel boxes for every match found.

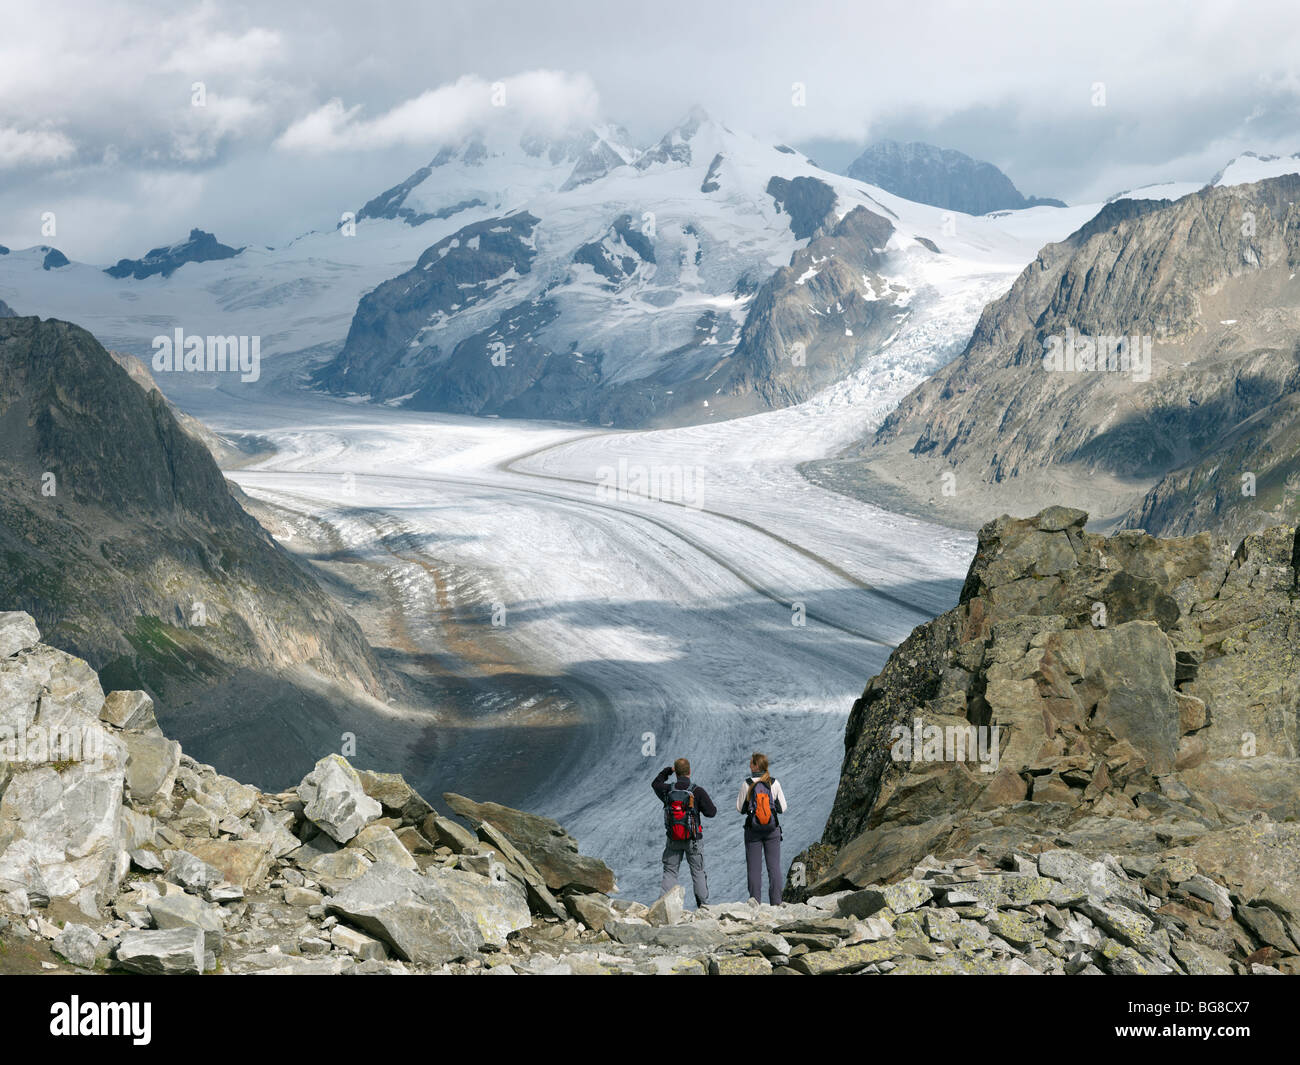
[4,0,1300,261]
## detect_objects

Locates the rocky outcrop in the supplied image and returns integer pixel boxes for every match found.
[104,229,242,281]
[812,174,1300,537]
[726,204,905,408]
[310,210,541,406]
[0,616,615,974]
[786,508,1300,974]
[847,140,1065,216]
[442,792,616,895]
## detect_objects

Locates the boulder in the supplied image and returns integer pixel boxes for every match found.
[326,861,530,965]
[473,821,567,920]
[564,891,613,929]
[181,838,272,893]
[100,690,158,732]
[443,792,616,893]
[147,893,225,953]
[298,755,382,844]
[423,814,478,854]
[52,922,102,968]
[358,770,434,823]
[121,731,181,805]
[0,612,41,659]
[648,885,685,926]
[165,850,228,899]
[0,647,126,913]
[347,823,419,872]
[115,927,205,975]
[331,923,388,961]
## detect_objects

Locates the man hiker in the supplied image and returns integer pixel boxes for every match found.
[652,757,717,907]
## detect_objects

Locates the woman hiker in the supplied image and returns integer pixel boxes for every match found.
[736,752,788,905]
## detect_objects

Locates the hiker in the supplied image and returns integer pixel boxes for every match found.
[736,752,787,905]
[652,757,717,907]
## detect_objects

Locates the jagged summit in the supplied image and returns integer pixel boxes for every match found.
[104,228,242,280]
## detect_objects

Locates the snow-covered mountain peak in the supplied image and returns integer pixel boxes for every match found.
[1212,150,1300,187]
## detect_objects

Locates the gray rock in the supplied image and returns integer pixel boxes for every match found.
[347,823,418,872]
[326,861,530,965]
[122,731,181,805]
[115,927,205,974]
[297,755,382,844]
[357,770,434,824]
[423,814,479,854]
[129,848,166,873]
[331,923,388,961]
[165,850,226,898]
[606,918,726,951]
[0,647,126,913]
[0,612,40,659]
[53,922,101,968]
[147,893,225,953]
[443,792,617,894]
[100,690,158,732]
[648,885,685,927]
[564,891,613,930]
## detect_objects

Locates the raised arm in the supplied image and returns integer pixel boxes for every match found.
[652,766,672,800]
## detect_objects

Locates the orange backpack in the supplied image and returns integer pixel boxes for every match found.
[748,779,777,832]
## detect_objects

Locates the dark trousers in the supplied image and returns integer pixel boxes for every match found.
[661,840,708,906]
[745,829,783,904]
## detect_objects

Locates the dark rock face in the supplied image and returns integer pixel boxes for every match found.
[828,174,1300,536]
[847,140,1065,215]
[311,211,540,401]
[0,299,15,317]
[356,166,485,227]
[104,229,241,280]
[727,205,903,407]
[792,508,1300,904]
[572,213,656,287]
[41,248,69,270]
[766,175,838,239]
[700,153,723,193]
[0,316,388,751]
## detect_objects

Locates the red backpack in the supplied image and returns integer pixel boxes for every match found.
[663,784,703,842]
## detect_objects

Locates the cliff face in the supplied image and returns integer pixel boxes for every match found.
[811,176,1300,537]
[811,506,1300,872]
[0,316,390,775]
[789,507,1300,971]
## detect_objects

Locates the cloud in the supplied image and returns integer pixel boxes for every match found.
[276,70,601,152]
[0,127,76,169]
[158,26,283,73]
[168,93,269,163]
